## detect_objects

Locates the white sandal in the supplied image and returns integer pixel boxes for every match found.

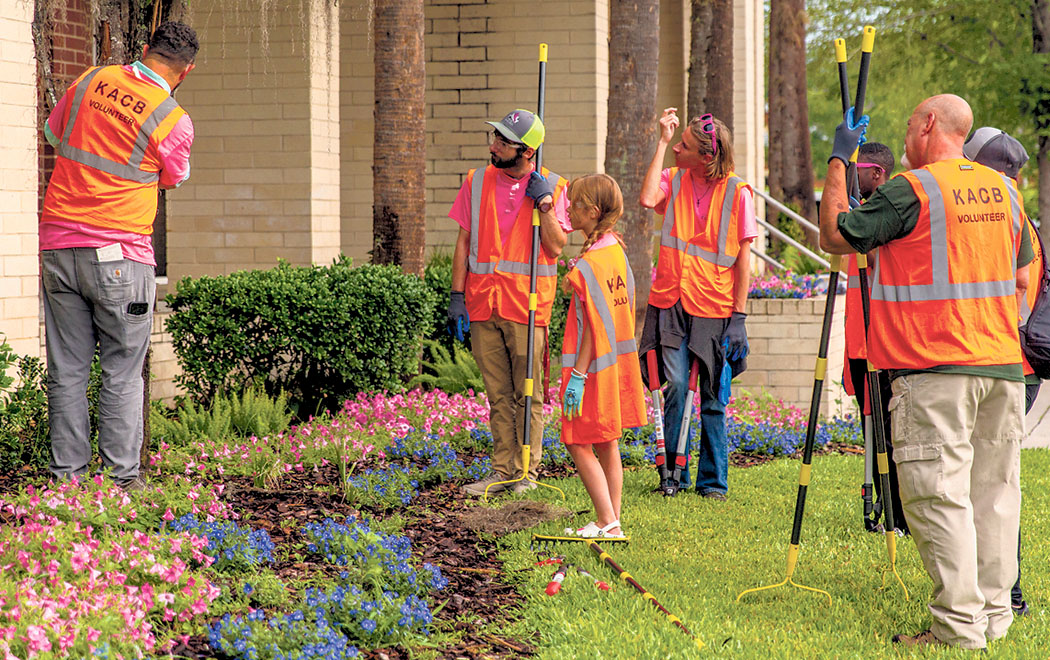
[565,520,625,539]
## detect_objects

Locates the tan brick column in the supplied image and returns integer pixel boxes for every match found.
[0,3,41,360]
[167,0,340,280]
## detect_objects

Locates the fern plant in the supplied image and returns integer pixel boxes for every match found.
[409,340,484,395]
[151,386,292,447]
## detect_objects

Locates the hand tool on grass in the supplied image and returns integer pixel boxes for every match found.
[646,350,672,490]
[575,565,610,591]
[483,43,565,503]
[545,562,571,595]
[584,539,703,649]
[530,531,630,553]
[664,358,700,497]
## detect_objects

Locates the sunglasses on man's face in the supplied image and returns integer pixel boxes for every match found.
[856,162,885,177]
[699,113,718,156]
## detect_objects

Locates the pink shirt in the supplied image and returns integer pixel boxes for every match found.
[41,61,194,266]
[449,166,572,243]
[655,169,758,242]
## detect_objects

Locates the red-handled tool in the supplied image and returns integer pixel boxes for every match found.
[546,563,571,595]
[576,566,610,591]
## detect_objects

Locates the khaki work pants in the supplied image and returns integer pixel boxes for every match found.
[471,315,545,480]
[890,373,1023,649]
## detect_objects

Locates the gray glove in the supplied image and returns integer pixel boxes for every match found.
[525,171,554,204]
[447,291,470,342]
[723,312,749,361]
[829,108,870,166]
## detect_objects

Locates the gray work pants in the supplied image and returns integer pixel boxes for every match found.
[41,248,155,482]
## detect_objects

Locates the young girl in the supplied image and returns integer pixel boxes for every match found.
[560,174,647,539]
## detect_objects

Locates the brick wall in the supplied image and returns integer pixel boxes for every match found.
[167,0,341,281]
[735,297,851,419]
[0,2,42,360]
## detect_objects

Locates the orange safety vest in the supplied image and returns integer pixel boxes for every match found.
[42,65,186,235]
[648,169,751,318]
[1021,215,1042,376]
[464,164,567,325]
[844,253,874,361]
[560,241,647,444]
[868,160,1024,370]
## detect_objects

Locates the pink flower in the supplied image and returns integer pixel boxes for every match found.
[24,625,51,653]
[161,508,175,522]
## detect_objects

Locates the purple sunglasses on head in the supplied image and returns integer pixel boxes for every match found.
[699,113,718,156]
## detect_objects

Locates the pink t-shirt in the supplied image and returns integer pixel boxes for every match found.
[40,61,194,266]
[655,168,758,242]
[448,166,572,243]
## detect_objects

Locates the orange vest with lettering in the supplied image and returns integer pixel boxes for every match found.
[648,169,750,318]
[464,164,567,325]
[42,65,186,235]
[868,160,1023,370]
[560,240,647,444]
[1021,216,1042,377]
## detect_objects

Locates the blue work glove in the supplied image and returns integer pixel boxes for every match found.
[829,108,870,166]
[525,171,554,204]
[849,195,861,209]
[447,291,470,342]
[723,312,749,362]
[719,339,733,406]
[563,371,586,420]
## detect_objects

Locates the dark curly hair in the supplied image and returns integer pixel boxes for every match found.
[147,22,199,67]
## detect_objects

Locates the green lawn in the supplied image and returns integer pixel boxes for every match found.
[496,450,1050,659]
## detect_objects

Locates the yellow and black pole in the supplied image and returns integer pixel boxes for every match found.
[586,539,704,650]
[485,43,565,501]
[851,26,908,598]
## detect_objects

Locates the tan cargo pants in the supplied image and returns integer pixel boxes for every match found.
[471,315,545,480]
[889,372,1023,649]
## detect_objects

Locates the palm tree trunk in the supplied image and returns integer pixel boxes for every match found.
[689,0,733,129]
[607,0,660,335]
[372,0,426,276]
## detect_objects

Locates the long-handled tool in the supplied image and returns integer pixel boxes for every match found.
[484,43,565,503]
[530,531,629,553]
[845,27,909,597]
[646,350,672,490]
[585,539,703,649]
[664,359,700,497]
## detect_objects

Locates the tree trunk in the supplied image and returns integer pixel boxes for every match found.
[768,0,818,245]
[707,0,734,130]
[1034,0,1049,237]
[606,0,660,335]
[687,0,712,120]
[372,0,426,276]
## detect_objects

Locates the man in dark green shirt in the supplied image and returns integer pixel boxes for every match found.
[819,95,1029,651]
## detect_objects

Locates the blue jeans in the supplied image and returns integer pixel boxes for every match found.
[662,336,728,493]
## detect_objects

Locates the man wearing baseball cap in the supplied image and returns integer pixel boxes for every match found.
[965,126,1034,619]
[447,109,572,495]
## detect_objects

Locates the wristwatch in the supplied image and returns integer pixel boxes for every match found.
[537,195,553,214]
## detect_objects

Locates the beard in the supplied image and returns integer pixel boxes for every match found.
[491,152,519,169]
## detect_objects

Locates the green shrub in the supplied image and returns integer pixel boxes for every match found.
[151,387,293,447]
[165,257,437,414]
[0,343,50,471]
[423,251,459,354]
[408,340,484,394]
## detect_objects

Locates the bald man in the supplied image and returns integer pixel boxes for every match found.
[820,95,1033,650]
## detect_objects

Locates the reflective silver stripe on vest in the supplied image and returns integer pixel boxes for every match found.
[871,168,1019,303]
[57,65,166,184]
[660,173,741,267]
[467,165,563,277]
[560,257,638,373]
[1021,294,1033,325]
[128,97,179,169]
[847,275,860,289]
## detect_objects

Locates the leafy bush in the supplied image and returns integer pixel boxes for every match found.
[151,387,292,447]
[408,340,484,394]
[0,348,50,471]
[423,251,458,354]
[165,257,437,414]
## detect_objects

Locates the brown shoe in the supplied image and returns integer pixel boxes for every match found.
[461,473,509,496]
[117,476,150,492]
[891,629,946,647]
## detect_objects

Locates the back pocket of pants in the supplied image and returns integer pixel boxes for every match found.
[94,260,133,304]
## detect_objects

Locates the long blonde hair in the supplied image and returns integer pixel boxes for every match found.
[561,173,625,293]
[688,114,735,180]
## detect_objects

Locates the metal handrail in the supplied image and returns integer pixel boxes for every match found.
[753,188,820,235]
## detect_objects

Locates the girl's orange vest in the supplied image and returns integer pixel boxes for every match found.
[42,65,186,235]
[868,160,1024,370]
[560,240,647,444]
[1020,216,1042,377]
[464,164,567,326]
[648,169,751,318]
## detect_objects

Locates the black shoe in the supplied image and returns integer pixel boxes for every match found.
[661,479,680,497]
[1012,600,1029,617]
[699,490,727,501]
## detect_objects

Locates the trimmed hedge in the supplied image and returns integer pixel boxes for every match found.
[165,257,436,414]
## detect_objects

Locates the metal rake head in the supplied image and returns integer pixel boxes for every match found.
[530,533,629,553]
